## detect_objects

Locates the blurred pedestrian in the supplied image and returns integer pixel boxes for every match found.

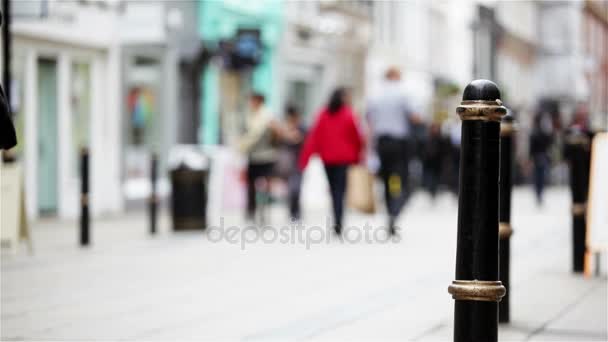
[366,67,420,235]
[443,119,461,196]
[529,112,553,206]
[422,122,446,201]
[278,105,306,221]
[299,87,364,235]
[563,104,594,199]
[239,93,278,221]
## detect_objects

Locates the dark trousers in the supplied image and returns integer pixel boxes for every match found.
[246,162,274,218]
[533,155,548,204]
[324,164,348,228]
[377,136,410,219]
[423,166,440,199]
[287,172,302,220]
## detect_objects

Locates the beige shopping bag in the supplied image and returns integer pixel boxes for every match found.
[346,165,376,214]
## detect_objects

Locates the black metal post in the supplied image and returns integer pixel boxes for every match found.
[498,114,514,323]
[149,152,158,235]
[2,0,12,113]
[564,128,592,273]
[448,80,506,342]
[80,147,90,246]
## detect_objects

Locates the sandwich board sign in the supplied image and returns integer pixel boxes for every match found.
[1,161,31,254]
[585,133,608,277]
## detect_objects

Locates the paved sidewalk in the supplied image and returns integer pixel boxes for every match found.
[1,187,606,341]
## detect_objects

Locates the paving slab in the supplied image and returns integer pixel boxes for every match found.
[1,187,606,341]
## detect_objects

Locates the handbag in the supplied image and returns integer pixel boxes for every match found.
[346,165,376,214]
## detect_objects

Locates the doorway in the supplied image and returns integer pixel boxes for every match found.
[37,58,58,214]
[219,70,251,145]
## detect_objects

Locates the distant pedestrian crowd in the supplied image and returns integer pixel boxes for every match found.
[238,67,600,237]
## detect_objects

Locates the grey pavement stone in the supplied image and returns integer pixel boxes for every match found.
[1,187,606,341]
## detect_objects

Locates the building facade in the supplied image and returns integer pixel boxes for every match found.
[582,0,608,130]
[368,1,474,121]
[8,0,178,219]
[279,0,371,122]
[197,0,283,146]
[536,0,607,130]
[10,1,123,219]
[118,1,177,204]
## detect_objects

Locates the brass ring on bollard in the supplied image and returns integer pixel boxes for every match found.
[500,123,515,136]
[499,222,513,239]
[81,194,88,206]
[565,135,590,147]
[572,203,586,216]
[457,100,507,122]
[448,280,506,302]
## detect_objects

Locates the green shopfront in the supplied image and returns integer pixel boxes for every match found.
[198,0,283,145]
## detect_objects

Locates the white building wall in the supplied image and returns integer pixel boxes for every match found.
[104,33,124,214]
[57,52,72,217]
[444,2,476,88]
[494,1,537,110]
[12,7,124,220]
[11,0,175,219]
[280,1,370,120]
[23,50,37,219]
[367,0,476,117]
[496,1,537,44]
[536,1,586,103]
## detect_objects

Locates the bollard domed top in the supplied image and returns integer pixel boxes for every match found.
[462,79,501,101]
[457,80,506,121]
[502,112,514,123]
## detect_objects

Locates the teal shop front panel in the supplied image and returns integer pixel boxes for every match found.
[252,47,276,112]
[37,59,59,214]
[201,64,220,145]
[197,0,283,145]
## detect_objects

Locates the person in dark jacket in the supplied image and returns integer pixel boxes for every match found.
[282,105,306,221]
[299,87,365,235]
[563,105,594,207]
[422,122,445,201]
[529,112,553,205]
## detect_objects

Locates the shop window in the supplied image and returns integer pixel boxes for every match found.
[123,55,162,198]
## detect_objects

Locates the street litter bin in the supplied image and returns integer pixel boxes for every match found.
[169,147,209,231]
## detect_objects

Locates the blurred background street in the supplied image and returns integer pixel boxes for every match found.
[2,0,607,221]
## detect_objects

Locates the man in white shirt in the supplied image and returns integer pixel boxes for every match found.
[367,67,420,235]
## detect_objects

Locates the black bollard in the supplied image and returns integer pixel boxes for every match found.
[149,153,158,235]
[448,80,506,342]
[564,128,592,273]
[80,147,90,246]
[498,114,514,323]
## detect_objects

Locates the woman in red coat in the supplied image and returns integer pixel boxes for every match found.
[299,87,365,235]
